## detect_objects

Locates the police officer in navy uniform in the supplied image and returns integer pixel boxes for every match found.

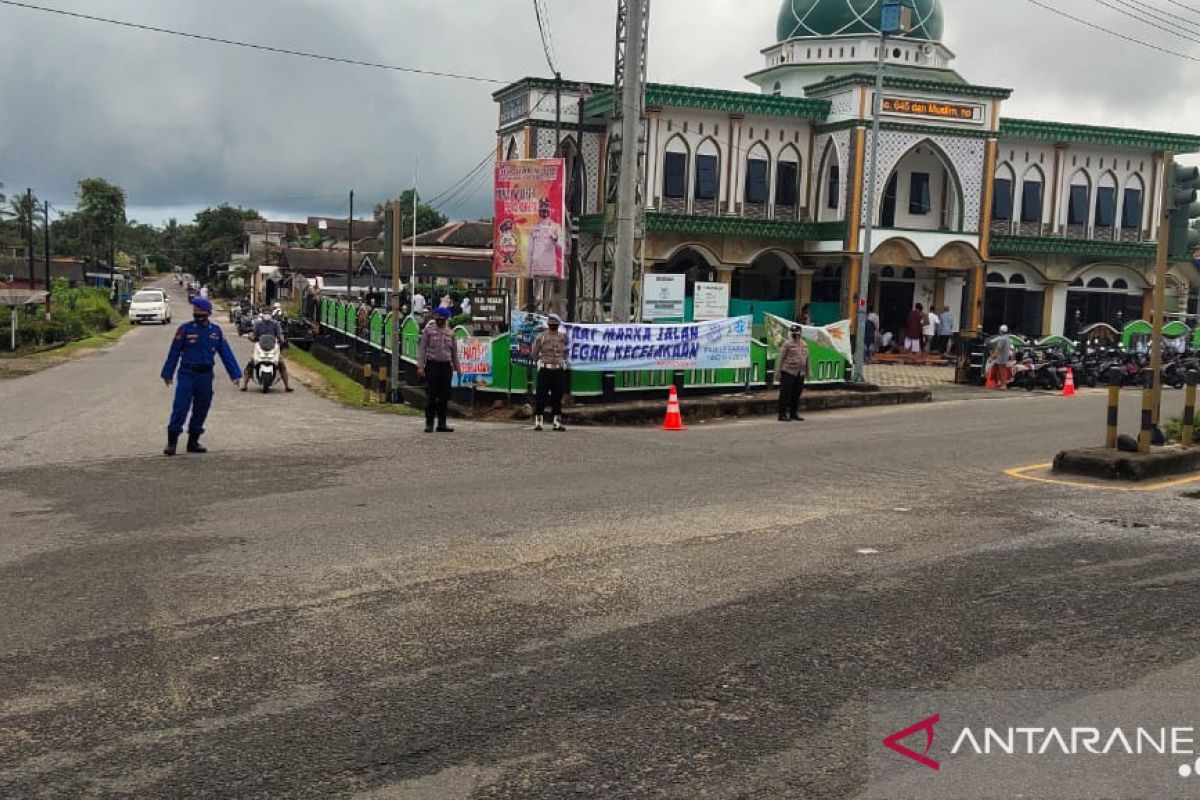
[161,297,242,456]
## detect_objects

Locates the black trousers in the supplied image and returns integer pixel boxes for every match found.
[536,368,566,416]
[778,372,805,419]
[425,360,452,425]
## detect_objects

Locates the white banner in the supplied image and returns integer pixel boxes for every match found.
[764,313,854,365]
[641,274,686,321]
[693,282,730,321]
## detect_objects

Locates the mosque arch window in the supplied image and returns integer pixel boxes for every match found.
[992,164,1015,222]
[902,268,917,280]
[1121,176,1144,235]
[827,164,840,210]
[1113,278,1129,290]
[695,139,721,203]
[1020,167,1044,224]
[987,272,1006,285]
[1008,274,1027,286]
[663,136,689,201]
[776,147,802,209]
[909,172,932,215]
[1067,172,1091,227]
[1087,277,1109,289]
[1095,172,1118,229]
[881,267,895,279]
[745,143,770,205]
[772,82,782,96]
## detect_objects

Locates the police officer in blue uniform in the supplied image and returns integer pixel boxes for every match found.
[161,297,242,456]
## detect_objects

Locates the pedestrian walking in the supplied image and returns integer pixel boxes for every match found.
[411,291,426,316]
[987,324,1013,389]
[418,306,460,433]
[532,314,569,431]
[160,297,242,456]
[905,304,924,354]
[777,324,810,422]
[923,307,940,353]
[937,305,954,353]
[864,312,878,364]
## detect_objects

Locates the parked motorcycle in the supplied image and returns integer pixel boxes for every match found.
[251,334,282,393]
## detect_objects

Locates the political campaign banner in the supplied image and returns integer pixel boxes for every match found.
[693,282,730,321]
[454,336,493,387]
[493,159,566,279]
[764,313,854,365]
[509,311,547,367]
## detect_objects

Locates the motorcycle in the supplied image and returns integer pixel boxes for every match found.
[251,334,282,393]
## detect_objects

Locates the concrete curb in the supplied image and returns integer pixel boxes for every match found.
[1053,446,1200,481]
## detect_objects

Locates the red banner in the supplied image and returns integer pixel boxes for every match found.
[493,158,566,279]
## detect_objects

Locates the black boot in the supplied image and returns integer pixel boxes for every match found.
[424,413,434,433]
[186,433,207,454]
[163,433,178,456]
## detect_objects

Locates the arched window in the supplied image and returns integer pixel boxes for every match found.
[695,139,720,202]
[827,165,840,210]
[776,146,802,210]
[662,136,689,200]
[1096,172,1118,228]
[505,138,518,161]
[902,268,917,280]
[1071,278,1084,287]
[744,142,770,205]
[1087,277,1109,289]
[1113,278,1129,290]
[987,271,1006,284]
[992,164,1015,222]
[1122,175,1145,232]
[1020,166,1045,224]
[881,266,895,278]
[1008,274,1027,285]
[1067,170,1091,227]
[772,82,783,96]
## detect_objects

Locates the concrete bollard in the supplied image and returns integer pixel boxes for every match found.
[1184,371,1199,447]
[1106,367,1122,450]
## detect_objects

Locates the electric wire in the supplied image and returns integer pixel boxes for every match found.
[1084,0,1200,44]
[0,0,510,85]
[533,0,559,75]
[1026,0,1200,62]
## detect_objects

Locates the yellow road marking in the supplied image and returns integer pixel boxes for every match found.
[1005,463,1200,492]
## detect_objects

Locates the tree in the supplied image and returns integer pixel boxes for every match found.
[76,178,126,263]
[178,204,261,281]
[373,189,447,239]
[6,190,41,250]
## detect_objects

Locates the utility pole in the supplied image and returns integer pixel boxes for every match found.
[43,200,51,319]
[852,2,909,383]
[347,190,355,299]
[412,162,419,294]
[568,83,591,322]
[553,71,563,315]
[25,189,34,291]
[390,199,403,402]
[610,0,649,323]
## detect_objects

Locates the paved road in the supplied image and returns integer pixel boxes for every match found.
[3,289,1200,798]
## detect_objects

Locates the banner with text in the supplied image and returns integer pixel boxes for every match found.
[565,316,752,372]
[764,313,854,365]
[454,336,494,387]
[493,159,566,279]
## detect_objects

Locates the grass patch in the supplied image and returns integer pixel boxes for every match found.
[287,346,420,415]
[33,317,135,359]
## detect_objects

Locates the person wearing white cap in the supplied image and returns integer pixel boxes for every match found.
[531,314,569,431]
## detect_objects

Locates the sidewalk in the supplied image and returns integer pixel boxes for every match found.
[863,363,956,388]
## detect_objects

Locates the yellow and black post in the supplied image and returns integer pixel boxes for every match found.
[362,358,373,406]
[1137,386,1156,452]
[377,362,389,404]
[1184,371,1198,447]
[1106,369,1121,449]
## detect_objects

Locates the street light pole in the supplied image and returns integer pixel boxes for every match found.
[852,2,908,383]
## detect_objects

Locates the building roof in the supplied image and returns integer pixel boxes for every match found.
[306,216,383,242]
[999,118,1200,153]
[0,257,87,283]
[404,220,493,248]
[585,82,831,120]
[803,71,1011,99]
[777,0,944,42]
[281,248,378,275]
[243,220,308,238]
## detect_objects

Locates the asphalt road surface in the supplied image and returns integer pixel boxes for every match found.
[3,283,1200,798]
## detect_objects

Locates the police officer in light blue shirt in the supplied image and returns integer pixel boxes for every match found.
[160,297,242,456]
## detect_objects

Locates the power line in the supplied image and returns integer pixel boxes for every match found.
[1121,0,1200,35]
[1026,0,1200,62]
[533,0,559,75]
[1085,0,1200,44]
[0,0,510,85]
[1163,0,1200,18]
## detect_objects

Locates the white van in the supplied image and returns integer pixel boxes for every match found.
[129,290,171,325]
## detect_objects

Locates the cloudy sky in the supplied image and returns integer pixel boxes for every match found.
[0,0,1197,227]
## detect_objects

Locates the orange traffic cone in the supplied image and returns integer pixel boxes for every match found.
[663,385,686,431]
[984,365,997,389]
[1062,367,1076,397]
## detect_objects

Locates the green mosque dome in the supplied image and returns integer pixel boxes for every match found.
[777,0,944,41]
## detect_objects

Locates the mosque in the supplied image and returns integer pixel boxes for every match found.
[493,0,1200,339]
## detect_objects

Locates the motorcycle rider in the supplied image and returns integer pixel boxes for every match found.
[241,310,294,392]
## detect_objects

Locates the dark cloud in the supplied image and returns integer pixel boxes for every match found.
[2,0,1197,225]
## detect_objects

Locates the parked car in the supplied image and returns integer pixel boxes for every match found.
[128,289,171,325]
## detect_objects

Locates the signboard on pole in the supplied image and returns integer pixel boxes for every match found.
[693,281,730,321]
[493,159,566,279]
[641,274,686,320]
[454,336,494,387]
[469,289,508,325]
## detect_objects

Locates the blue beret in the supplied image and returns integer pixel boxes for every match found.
[191,297,213,314]
[433,307,451,318]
